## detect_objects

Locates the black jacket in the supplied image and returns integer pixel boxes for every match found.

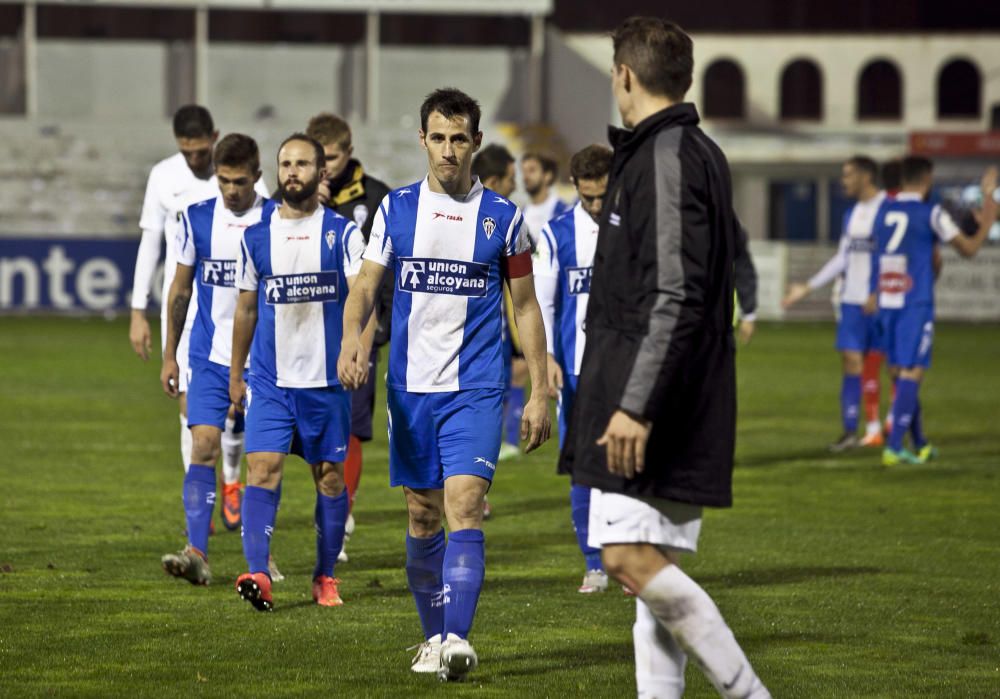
[559,103,738,507]
[734,220,758,317]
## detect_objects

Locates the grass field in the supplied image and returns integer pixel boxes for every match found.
[1,317,998,698]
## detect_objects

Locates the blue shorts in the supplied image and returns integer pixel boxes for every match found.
[557,373,579,451]
[835,303,882,353]
[387,388,504,490]
[187,360,242,431]
[881,305,934,369]
[245,378,351,465]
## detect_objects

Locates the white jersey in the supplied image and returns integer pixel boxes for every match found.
[522,191,571,246]
[808,190,887,306]
[533,202,598,376]
[364,177,529,393]
[178,194,275,368]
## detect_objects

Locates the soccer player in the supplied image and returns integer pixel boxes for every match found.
[304,113,392,558]
[230,134,369,611]
[159,134,275,584]
[338,88,551,681]
[560,18,769,698]
[471,144,517,199]
[521,151,571,239]
[783,156,887,451]
[534,143,611,594]
[871,158,997,466]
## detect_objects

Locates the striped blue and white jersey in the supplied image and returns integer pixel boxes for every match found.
[364,177,529,393]
[534,202,598,376]
[237,206,365,389]
[177,194,275,368]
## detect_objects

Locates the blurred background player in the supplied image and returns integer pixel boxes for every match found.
[230,134,369,611]
[871,158,998,466]
[535,143,611,594]
[338,88,551,681]
[783,156,887,451]
[304,112,392,560]
[159,134,274,585]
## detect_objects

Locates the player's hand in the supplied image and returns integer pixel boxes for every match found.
[546,354,563,399]
[781,282,809,309]
[317,179,333,206]
[981,165,998,201]
[129,310,152,361]
[597,409,652,480]
[520,394,551,453]
[738,318,755,346]
[160,357,180,398]
[863,293,878,316]
[337,336,370,390]
[230,374,247,414]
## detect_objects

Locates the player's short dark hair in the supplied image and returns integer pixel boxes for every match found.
[278,133,326,169]
[214,133,260,174]
[847,155,878,185]
[570,145,613,182]
[472,144,515,181]
[612,16,693,101]
[306,113,352,150]
[523,151,559,180]
[172,105,214,139]
[420,88,481,136]
[881,159,903,191]
[901,156,934,185]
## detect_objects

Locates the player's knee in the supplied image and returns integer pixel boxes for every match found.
[407,502,442,536]
[314,465,345,498]
[190,429,220,464]
[247,456,282,489]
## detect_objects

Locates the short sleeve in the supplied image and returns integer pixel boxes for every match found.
[342,222,366,277]
[362,195,395,268]
[532,223,560,279]
[504,209,531,257]
[237,232,259,291]
[176,210,196,267]
[931,204,960,243]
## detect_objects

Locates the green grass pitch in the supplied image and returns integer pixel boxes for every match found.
[1,317,998,697]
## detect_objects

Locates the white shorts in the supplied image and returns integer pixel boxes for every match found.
[159,312,193,394]
[587,489,703,554]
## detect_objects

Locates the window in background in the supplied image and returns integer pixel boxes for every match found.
[702,58,746,119]
[857,59,902,120]
[769,180,817,240]
[937,58,981,119]
[780,59,823,120]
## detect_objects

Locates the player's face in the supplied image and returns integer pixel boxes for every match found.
[421,111,482,190]
[322,142,353,181]
[522,158,549,197]
[216,164,260,213]
[576,176,608,223]
[277,140,326,204]
[492,162,517,198]
[177,134,217,178]
[841,163,862,198]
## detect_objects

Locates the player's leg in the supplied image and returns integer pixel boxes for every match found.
[219,405,245,531]
[883,310,933,465]
[178,395,193,472]
[860,350,884,445]
[634,579,687,698]
[831,305,864,451]
[176,325,193,469]
[341,348,377,561]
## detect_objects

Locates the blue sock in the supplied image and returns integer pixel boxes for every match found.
[504,386,524,445]
[889,378,919,452]
[570,484,602,571]
[183,464,216,556]
[841,375,861,434]
[406,530,446,640]
[242,485,278,577]
[314,490,349,579]
[910,399,927,449]
[442,529,485,640]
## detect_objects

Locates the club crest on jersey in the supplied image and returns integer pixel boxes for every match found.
[398,257,490,297]
[264,272,340,304]
[325,229,335,250]
[567,266,593,295]
[202,259,237,287]
[482,217,497,240]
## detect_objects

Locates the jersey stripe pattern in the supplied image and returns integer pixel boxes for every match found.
[179,195,275,368]
[839,191,886,305]
[535,202,598,376]
[238,206,365,388]
[364,177,528,393]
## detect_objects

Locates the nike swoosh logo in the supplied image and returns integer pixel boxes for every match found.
[722,665,744,691]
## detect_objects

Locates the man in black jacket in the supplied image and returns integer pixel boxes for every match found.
[559,18,769,698]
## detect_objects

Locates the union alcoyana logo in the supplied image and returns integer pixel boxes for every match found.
[397,257,490,297]
[263,271,341,304]
[202,259,237,287]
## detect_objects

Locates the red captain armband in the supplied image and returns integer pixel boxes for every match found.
[501,251,533,280]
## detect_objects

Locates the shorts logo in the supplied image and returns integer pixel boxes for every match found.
[202,259,237,287]
[430,584,452,608]
[567,266,593,295]
[397,257,490,297]
[919,321,934,357]
[482,217,497,240]
[353,204,369,228]
[474,456,496,471]
[264,271,340,304]
[325,230,335,250]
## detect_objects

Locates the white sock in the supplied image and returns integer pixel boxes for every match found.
[639,565,770,699]
[866,420,881,435]
[634,598,686,699]
[221,417,244,485]
[179,414,192,473]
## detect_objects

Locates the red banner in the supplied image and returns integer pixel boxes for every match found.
[909,132,1000,157]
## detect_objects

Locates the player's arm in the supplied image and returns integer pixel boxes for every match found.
[532,224,562,398]
[230,290,257,411]
[508,271,552,453]
[129,169,167,360]
[339,260,385,390]
[783,233,848,308]
[733,218,758,344]
[160,263,195,398]
[948,166,998,258]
